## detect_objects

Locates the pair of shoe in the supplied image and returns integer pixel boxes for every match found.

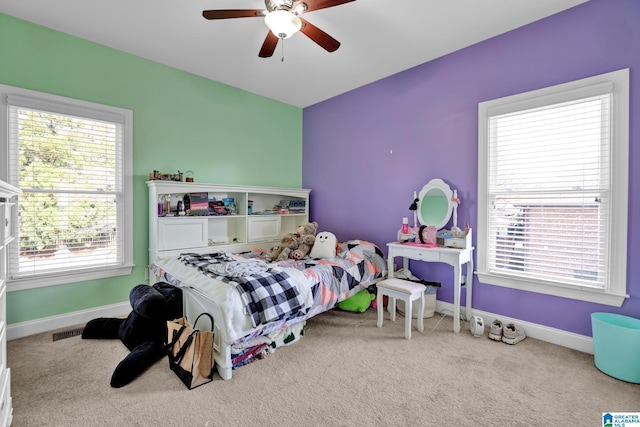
[488,319,526,344]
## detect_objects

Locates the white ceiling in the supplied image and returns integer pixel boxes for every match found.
[0,0,588,108]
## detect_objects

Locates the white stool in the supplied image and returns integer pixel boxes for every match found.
[376,278,425,340]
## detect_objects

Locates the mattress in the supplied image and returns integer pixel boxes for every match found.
[150,240,386,344]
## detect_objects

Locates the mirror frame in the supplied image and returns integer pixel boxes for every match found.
[417,178,454,230]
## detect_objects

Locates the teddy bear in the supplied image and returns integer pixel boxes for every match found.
[264,221,318,261]
[292,233,316,260]
[264,233,298,262]
[81,282,183,388]
[276,233,300,261]
[291,221,318,260]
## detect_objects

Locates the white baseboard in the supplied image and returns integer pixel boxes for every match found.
[7,302,130,341]
[435,301,594,354]
[8,300,595,355]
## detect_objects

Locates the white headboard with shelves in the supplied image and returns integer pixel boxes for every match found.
[147,180,310,263]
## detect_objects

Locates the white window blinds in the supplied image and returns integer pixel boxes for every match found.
[477,68,629,306]
[487,94,610,288]
[5,93,130,282]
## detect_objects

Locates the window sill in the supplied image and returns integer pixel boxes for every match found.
[7,264,135,291]
[476,271,627,307]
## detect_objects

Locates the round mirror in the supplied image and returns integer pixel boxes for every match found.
[417,178,454,230]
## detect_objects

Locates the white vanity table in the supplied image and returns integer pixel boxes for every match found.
[388,178,474,334]
[387,243,474,334]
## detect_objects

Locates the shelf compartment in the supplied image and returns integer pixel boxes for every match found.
[158,217,207,251]
[208,216,246,245]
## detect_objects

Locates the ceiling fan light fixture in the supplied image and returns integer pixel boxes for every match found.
[264,10,302,39]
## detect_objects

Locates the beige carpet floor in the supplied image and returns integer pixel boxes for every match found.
[7,308,640,426]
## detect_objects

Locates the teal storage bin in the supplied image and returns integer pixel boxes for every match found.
[591,312,640,383]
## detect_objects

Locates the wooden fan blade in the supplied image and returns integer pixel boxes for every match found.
[202,9,266,20]
[296,0,355,13]
[259,32,280,58]
[299,18,340,52]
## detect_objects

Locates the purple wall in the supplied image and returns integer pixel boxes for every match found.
[302,0,640,337]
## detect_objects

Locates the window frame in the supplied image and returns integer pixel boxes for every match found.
[0,84,134,290]
[476,69,629,307]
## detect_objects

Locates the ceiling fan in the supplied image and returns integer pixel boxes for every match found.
[202,0,355,58]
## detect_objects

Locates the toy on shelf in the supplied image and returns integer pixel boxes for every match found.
[148,170,183,181]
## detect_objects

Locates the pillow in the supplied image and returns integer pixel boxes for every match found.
[310,231,338,259]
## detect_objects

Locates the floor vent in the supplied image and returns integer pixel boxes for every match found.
[52,327,84,341]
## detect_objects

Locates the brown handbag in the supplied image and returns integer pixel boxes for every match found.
[166,313,215,389]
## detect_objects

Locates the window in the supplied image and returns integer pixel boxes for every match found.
[0,85,133,290]
[477,69,629,306]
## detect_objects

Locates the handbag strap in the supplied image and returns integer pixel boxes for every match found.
[171,331,197,365]
[166,325,187,352]
[165,313,213,355]
[192,312,214,331]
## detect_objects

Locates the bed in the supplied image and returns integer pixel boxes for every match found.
[149,239,386,380]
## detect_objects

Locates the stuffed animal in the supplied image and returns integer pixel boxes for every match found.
[291,221,319,260]
[81,282,183,388]
[264,233,298,262]
[263,245,281,262]
[277,233,300,261]
[337,289,375,313]
[291,234,316,260]
[265,222,319,261]
[309,231,338,259]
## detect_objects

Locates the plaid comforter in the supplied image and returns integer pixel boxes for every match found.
[178,252,306,328]
[176,240,387,332]
[276,240,387,318]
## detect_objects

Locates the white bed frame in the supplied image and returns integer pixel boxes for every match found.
[181,286,235,380]
[148,181,311,380]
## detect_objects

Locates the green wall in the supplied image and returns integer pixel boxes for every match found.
[0,14,303,325]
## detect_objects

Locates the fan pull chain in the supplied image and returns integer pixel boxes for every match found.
[280,36,285,62]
